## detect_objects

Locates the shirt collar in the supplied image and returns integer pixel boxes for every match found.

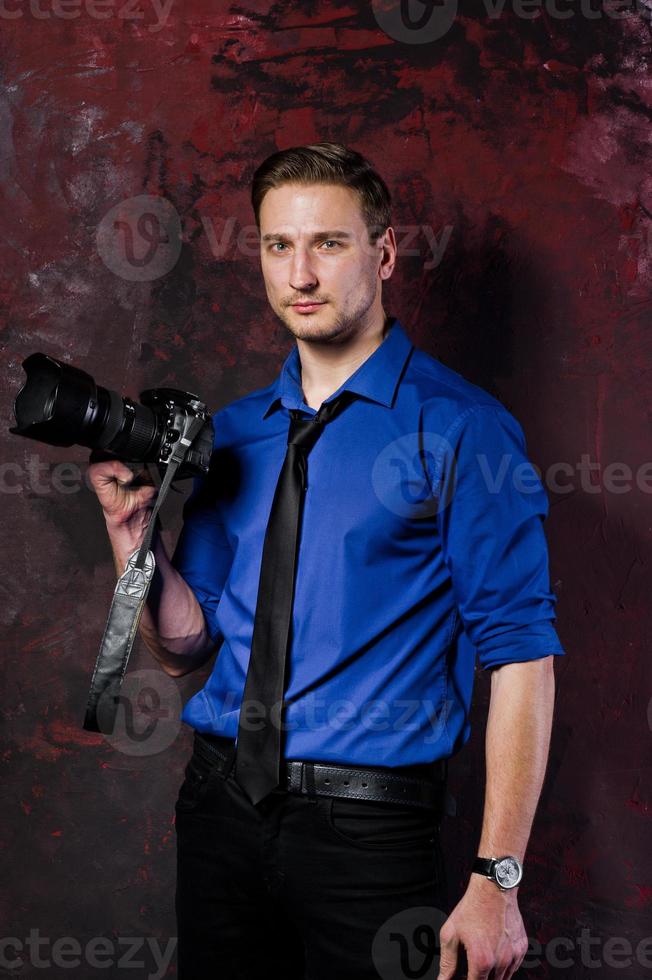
[261,316,414,419]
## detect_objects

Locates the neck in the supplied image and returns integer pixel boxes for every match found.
[298,312,392,411]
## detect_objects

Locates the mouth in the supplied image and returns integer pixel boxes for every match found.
[290,302,326,313]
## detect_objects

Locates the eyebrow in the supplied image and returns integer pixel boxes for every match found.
[261,230,354,243]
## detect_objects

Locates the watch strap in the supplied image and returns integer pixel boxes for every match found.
[472,857,496,877]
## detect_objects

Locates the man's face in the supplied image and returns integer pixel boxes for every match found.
[258,182,391,343]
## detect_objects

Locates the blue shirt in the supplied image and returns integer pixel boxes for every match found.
[171,317,565,767]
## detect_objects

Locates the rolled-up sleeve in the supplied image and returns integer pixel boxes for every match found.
[171,467,234,645]
[433,403,565,670]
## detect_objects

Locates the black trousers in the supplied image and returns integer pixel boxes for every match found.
[174,734,450,980]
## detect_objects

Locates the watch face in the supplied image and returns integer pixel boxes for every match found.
[495,857,522,888]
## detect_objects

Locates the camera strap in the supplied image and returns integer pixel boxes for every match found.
[82,414,207,734]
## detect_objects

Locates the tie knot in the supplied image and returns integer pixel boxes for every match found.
[287,390,352,451]
[287,414,324,452]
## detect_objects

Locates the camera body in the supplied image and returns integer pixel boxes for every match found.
[9,352,214,480]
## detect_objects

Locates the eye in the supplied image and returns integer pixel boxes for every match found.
[271,242,288,252]
[321,240,340,250]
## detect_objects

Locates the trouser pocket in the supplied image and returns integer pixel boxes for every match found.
[175,751,218,814]
[324,796,440,849]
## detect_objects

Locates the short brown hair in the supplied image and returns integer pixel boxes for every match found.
[251,142,392,244]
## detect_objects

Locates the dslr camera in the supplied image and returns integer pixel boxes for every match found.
[9,352,214,479]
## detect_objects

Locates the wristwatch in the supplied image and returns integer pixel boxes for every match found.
[472,855,523,891]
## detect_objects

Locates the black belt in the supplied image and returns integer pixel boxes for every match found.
[193,731,448,812]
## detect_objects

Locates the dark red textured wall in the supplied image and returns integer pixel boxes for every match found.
[1,3,650,977]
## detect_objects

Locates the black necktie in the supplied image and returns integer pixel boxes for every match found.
[233,390,352,806]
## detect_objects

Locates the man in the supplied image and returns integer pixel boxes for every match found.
[89,142,565,980]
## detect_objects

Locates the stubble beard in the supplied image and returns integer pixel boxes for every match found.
[277,289,376,346]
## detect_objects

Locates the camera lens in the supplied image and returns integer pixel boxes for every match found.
[9,352,162,462]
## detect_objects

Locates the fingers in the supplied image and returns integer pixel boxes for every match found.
[437,897,528,980]
[87,459,136,489]
[438,929,497,980]
[501,938,529,979]
[133,484,159,507]
[437,928,460,980]
[129,467,158,488]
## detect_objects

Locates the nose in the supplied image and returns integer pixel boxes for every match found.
[289,248,317,291]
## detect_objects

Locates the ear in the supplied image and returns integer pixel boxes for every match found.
[378,226,397,280]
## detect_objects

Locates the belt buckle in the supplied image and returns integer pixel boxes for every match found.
[286,760,304,794]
